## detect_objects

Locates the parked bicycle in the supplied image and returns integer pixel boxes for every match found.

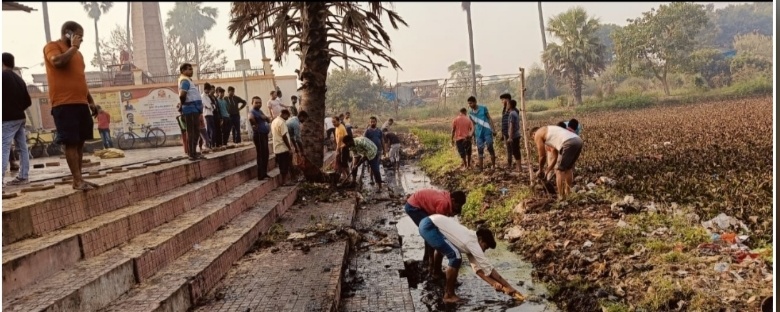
[115,123,167,150]
[24,127,63,158]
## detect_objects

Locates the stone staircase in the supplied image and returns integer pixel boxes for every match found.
[2,146,333,312]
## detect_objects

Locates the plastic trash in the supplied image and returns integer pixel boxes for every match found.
[714,262,729,272]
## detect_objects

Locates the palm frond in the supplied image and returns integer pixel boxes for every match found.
[228,2,408,80]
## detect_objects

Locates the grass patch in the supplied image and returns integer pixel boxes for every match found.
[460,184,494,224]
[599,301,631,312]
[637,276,695,311]
[661,251,690,263]
[625,211,710,250]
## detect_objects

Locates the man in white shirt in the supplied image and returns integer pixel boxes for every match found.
[419,214,521,303]
[271,109,294,186]
[268,89,288,119]
[200,83,216,149]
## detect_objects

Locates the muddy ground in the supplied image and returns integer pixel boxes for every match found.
[338,152,557,311]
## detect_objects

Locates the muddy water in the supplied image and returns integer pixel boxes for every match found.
[385,165,556,312]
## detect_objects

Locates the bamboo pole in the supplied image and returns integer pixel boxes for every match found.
[519,67,535,187]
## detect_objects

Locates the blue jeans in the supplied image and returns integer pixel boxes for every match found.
[419,217,462,268]
[369,153,382,183]
[475,131,495,158]
[98,129,113,148]
[2,119,30,180]
[404,203,429,226]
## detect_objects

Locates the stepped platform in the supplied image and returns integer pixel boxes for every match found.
[2,143,336,312]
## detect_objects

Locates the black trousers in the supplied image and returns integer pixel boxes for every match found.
[221,116,232,146]
[230,114,242,143]
[183,113,200,157]
[210,116,220,147]
[253,132,269,178]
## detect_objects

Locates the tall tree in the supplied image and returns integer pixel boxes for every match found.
[326,69,384,113]
[594,24,621,64]
[541,7,605,106]
[126,2,131,49]
[165,2,218,77]
[461,2,478,97]
[447,61,482,99]
[228,2,407,178]
[81,2,114,74]
[708,2,773,48]
[537,2,549,99]
[613,2,708,95]
[166,28,228,78]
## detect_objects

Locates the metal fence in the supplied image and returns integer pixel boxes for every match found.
[388,73,521,107]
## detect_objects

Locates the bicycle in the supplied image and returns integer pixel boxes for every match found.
[24,127,63,158]
[115,123,167,150]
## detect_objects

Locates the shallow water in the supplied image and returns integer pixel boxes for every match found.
[386,165,557,312]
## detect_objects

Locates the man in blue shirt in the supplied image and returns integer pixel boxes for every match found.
[467,96,496,170]
[362,116,384,188]
[177,63,204,160]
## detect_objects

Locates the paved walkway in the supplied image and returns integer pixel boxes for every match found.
[193,199,358,312]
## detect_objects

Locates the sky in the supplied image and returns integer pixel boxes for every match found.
[1,2,744,85]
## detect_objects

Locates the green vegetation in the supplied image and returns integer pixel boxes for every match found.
[412,127,533,232]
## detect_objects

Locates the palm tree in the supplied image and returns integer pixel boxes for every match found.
[461,2,478,97]
[541,7,605,106]
[228,2,407,178]
[81,2,114,74]
[537,2,549,99]
[165,2,218,77]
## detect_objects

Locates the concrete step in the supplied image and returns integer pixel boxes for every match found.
[2,171,282,312]
[99,186,300,312]
[2,146,257,245]
[192,199,358,312]
[2,154,277,297]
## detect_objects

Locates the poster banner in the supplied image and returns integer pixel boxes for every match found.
[119,87,181,135]
[91,91,122,132]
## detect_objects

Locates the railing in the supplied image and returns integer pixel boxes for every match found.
[28,66,267,93]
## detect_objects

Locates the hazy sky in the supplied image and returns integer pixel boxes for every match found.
[1,2,743,85]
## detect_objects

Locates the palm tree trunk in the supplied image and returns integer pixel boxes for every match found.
[538,2,550,99]
[464,2,478,98]
[299,2,330,180]
[94,19,104,74]
[126,2,131,50]
[573,74,583,106]
[42,2,52,42]
[194,39,200,79]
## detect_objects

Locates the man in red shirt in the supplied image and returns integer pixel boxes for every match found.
[451,108,474,170]
[95,106,112,148]
[405,188,467,272]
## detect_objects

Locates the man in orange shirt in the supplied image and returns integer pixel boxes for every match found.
[95,105,112,149]
[43,21,99,191]
[451,107,474,170]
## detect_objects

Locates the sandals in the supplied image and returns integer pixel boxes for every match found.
[73,183,95,191]
[72,181,99,191]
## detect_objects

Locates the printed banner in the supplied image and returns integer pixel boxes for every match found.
[119,87,181,135]
[91,91,122,130]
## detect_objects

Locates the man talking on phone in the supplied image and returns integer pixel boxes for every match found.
[43,21,99,191]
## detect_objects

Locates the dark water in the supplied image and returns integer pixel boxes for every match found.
[385,165,556,312]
